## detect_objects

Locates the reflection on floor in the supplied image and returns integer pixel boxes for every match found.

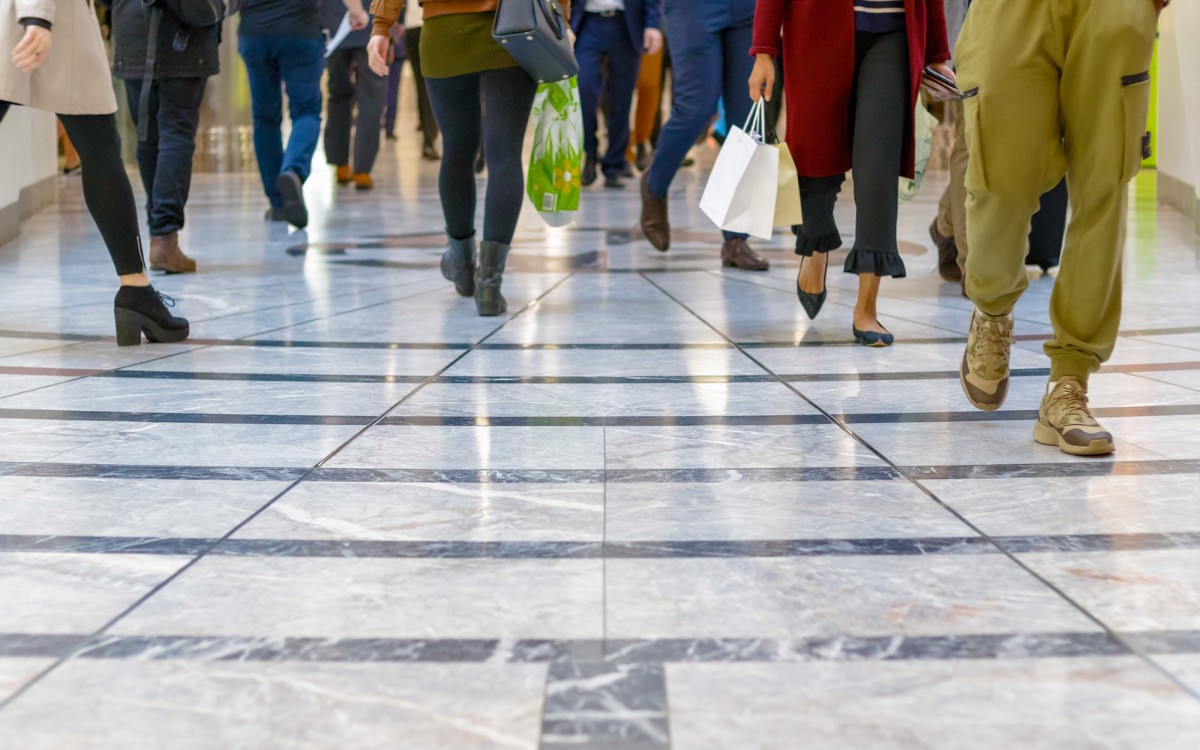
[1,133,1200,748]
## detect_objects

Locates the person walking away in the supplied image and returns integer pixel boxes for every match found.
[323,0,385,191]
[956,0,1163,455]
[383,22,403,140]
[105,0,221,274]
[571,0,663,189]
[239,0,368,228]
[626,41,663,173]
[639,0,768,271]
[367,0,570,316]
[750,0,951,346]
[1,0,189,345]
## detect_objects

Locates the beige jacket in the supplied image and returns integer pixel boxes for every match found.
[0,0,118,115]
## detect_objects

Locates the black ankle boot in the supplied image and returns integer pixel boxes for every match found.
[441,235,476,297]
[114,285,190,346]
[475,241,510,317]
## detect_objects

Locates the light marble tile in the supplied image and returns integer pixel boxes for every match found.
[237,482,604,542]
[325,425,605,470]
[604,481,969,541]
[848,420,1168,468]
[750,340,1049,376]
[667,658,1200,750]
[928,475,1200,536]
[0,341,200,371]
[604,424,881,470]
[0,375,77,399]
[0,661,547,750]
[51,422,362,467]
[1019,549,1200,632]
[1102,415,1200,460]
[0,658,53,703]
[605,556,1097,640]
[0,477,289,537]
[0,552,185,634]
[445,348,762,378]
[0,418,126,463]
[391,381,820,418]
[112,557,603,639]
[1154,655,1200,696]
[126,345,462,377]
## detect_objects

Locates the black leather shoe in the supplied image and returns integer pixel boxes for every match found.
[635,143,651,172]
[796,256,829,320]
[582,157,598,187]
[604,174,625,189]
[114,285,189,346]
[475,241,510,316]
[265,206,287,222]
[423,144,441,161]
[441,235,476,297]
[853,324,895,348]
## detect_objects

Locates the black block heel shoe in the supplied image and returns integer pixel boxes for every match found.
[114,286,190,346]
[797,256,829,320]
[853,323,894,348]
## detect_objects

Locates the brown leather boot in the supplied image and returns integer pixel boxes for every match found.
[149,232,196,274]
[721,237,769,271]
[930,220,962,282]
[640,173,670,252]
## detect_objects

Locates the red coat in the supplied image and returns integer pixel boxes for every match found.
[751,0,950,179]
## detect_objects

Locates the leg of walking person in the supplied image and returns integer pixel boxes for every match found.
[599,23,640,187]
[846,30,909,345]
[472,66,538,316]
[406,26,439,156]
[239,37,287,216]
[1026,178,1068,272]
[276,37,327,228]
[425,71,483,299]
[385,47,403,139]
[325,48,355,184]
[933,99,967,284]
[123,79,160,216]
[717,16,769,270]
[56,113,190,345]
[351,48,387,186]
[794,173,845,319]
[641,0,724,251]
[575,21,606,187]
[147,77,206,273]
[628,47,663,170]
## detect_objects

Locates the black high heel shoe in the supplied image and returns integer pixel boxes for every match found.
[853,322,895,348]
[114,286,190,346]
[796,256,829,320]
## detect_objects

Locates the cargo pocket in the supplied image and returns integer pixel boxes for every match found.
[1120,71,1151,184]
[960,87,988,193]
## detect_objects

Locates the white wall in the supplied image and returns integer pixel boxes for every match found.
[1157,3,1200,229]
[0,106,58,245]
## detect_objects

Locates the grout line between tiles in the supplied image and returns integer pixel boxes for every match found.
[639,270,1200,705]
[0,272,575,715]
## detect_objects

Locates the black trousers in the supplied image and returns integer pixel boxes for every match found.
[424,67,537,245]
[797,30,909,279]
[403,27,439,146]
[0,102,145,276]
[325,47,387,174]
[123,77,207,236]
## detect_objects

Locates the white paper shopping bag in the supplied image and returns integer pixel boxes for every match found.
[700,100,780,240]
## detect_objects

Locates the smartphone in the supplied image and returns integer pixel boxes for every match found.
[922,66,962,100]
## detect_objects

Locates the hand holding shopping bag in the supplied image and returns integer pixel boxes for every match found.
[527,78,584,228]
[701,100,800,239]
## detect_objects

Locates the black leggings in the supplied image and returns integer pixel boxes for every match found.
[796,30,909,279]
[424,67,538,245]
[0,102,145,276]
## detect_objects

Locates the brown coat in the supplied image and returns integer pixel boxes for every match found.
[371,0,570,36]
[0,0,118,115]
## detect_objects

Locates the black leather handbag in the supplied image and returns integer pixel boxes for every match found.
[492,0,580,83]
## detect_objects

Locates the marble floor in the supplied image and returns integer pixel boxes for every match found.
[1,129,1200,749]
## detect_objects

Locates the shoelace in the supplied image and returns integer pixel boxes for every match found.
[1048,382,1097,426]
[156,292,177,308]
[974,319,1014,375]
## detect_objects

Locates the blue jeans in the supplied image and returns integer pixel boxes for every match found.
[648,0,756,240]
[576,14,640,177]
[238,36,325,207]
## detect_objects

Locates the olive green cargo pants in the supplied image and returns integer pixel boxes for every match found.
[956,0,1158,383]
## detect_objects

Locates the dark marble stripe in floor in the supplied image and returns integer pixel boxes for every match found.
[1,631,1167,664]
[907,458,1200,480]
[0,409,374,426]
[6,532,1200,559]
[541,661,669,750]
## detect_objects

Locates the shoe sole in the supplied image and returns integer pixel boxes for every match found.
[276,173,309,228]
[723,261,769,271]
[959,351,1006,412]
[1033,421,1116,456]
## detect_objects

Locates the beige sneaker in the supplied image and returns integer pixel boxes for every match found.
[960,309,1014,411]
[1034,377,1115,456]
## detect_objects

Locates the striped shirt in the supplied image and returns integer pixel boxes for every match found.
[855,0,906,33]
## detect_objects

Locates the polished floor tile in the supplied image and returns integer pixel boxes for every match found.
[0,116,1197,745]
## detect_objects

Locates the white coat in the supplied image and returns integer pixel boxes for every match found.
[0,0,118,115]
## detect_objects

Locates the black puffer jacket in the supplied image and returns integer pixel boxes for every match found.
[104,0,222,80]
